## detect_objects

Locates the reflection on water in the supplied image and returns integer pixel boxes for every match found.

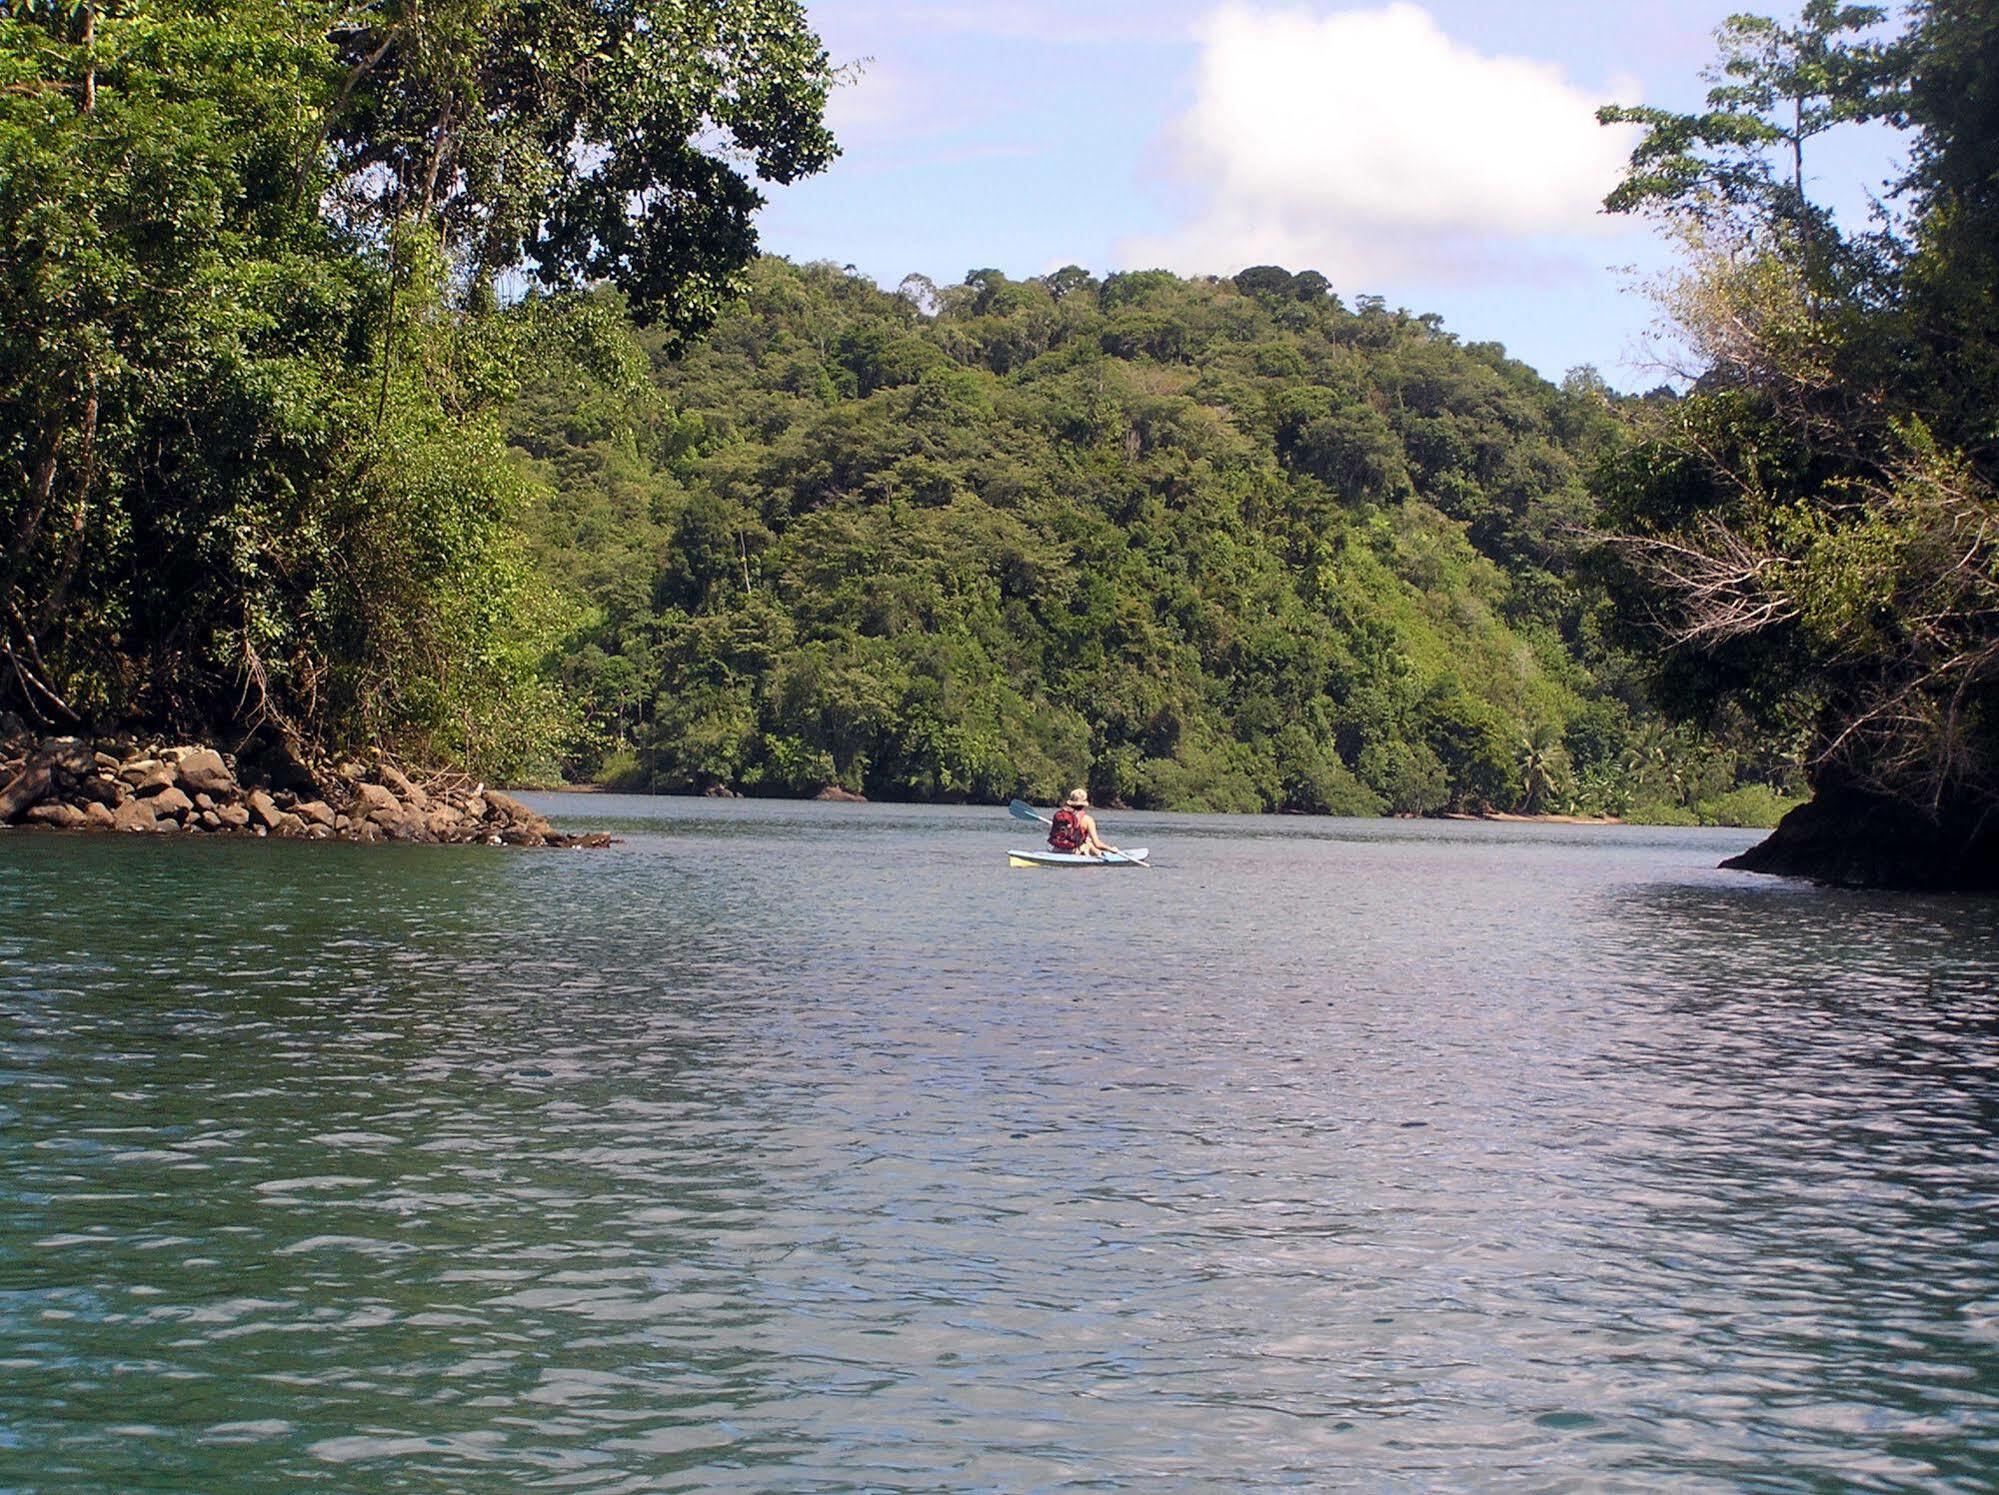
[2,801,1997,1491]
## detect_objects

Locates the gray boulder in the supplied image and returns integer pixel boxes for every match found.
[127,761,178,795]
[175,748,236,798]
[77,775,122,806]
[483,789,533,820]
[44,738,93,774]
[482,791,552,837]
[246,789,286,830]
[376,762,429,809]
[151,785,194,818]
[354,783,400,817]
[111,797,157,833]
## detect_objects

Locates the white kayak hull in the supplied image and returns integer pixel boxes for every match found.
[1007,847,1149,868]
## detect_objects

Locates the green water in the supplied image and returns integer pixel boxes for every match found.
[4,799,1998,1491]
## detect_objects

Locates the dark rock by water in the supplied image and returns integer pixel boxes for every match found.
[1723,781,1999,892]
[0,753,55,822]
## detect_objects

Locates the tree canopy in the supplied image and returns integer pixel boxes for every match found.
[1595,0,1999,882]
[0,0,837,773]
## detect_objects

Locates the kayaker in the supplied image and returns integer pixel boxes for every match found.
[1048,787,1120,859]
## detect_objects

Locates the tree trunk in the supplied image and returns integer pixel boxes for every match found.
[1,406,64,609]
[37,375,98,632]
[80,5,96,113]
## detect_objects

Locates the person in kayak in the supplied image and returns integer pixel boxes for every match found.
[1048,788,1121,858]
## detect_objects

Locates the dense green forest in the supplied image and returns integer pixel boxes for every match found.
[507,261,1795,822]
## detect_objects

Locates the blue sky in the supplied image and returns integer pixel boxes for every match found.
[752,0,1910,389]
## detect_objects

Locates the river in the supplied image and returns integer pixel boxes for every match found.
[3,798,1997,1491]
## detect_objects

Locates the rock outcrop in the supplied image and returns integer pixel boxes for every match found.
[0,733,613,850]
[1723,781,1999,892]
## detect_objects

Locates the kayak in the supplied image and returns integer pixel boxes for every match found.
[1007,847,1149,868]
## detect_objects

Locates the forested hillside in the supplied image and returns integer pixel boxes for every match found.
[512,261,1794,821]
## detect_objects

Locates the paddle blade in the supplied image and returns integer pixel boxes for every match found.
[1009,798,1049,823]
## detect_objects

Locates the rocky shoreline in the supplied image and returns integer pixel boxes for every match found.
[0,734,611,848]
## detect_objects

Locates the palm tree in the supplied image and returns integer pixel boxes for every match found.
[1515,723,1569,815]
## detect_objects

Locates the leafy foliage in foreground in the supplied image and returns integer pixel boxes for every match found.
[517,261,1793,819]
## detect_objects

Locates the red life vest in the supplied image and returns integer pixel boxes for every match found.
[1048,806,1085,852]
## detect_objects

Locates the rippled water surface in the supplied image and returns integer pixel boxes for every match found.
[4,798,1999,1492]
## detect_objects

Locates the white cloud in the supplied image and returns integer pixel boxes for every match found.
[1123,3,1644,290]
[817,60,1046,177]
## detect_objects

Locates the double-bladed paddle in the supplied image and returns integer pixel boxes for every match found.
[1008,798,1050,825]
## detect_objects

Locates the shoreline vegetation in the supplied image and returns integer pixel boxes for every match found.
[0,2,840,833]
[0,4,1809,863]
[1585,1,1999,891]
[0,717,1778,839]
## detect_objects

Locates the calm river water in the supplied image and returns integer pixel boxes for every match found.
[3,798,1998,1492]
